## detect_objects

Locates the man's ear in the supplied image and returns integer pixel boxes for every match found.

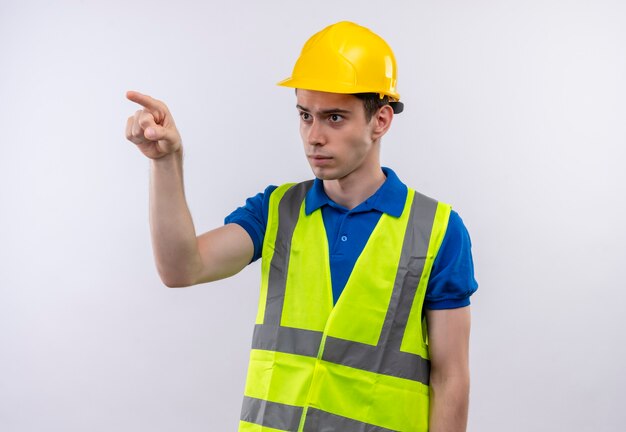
[371,104,394,140]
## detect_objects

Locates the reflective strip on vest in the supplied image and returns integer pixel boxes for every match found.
[252,324,322,358]
[241,181,449,432]
[266,181,315,325]
[240,399,396,432]
[241,396,303,431]
[303,408,397,432]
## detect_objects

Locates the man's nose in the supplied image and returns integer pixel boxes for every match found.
[307,119,326,146]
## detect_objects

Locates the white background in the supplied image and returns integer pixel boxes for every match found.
[1,0,625,431]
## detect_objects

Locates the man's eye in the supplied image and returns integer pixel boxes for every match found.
[329,114,343,123]
[300,112,311,121]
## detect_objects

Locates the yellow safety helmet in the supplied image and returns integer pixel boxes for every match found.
[278,21,404,113]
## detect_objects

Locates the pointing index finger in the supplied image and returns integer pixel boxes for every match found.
[126,90,166,115]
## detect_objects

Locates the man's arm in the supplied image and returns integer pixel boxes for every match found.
[126,91,253,288]
[426,306,471,432]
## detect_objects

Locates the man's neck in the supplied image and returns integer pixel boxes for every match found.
[322,166,386,210]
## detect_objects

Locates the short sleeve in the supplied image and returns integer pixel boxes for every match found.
[424,210,478,310]
[224,185,277,263]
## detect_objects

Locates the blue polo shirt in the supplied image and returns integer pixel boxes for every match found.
[225,168,478,309]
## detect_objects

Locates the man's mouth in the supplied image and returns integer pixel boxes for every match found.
[308,154,333,166]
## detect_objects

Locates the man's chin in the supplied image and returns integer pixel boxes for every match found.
[309,167,338,181]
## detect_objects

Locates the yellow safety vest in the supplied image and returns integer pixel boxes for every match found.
[239,181,451,432]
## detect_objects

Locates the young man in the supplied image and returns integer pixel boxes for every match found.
[126,21,477,432]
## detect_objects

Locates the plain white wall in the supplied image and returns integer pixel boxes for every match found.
[1,0,625,431]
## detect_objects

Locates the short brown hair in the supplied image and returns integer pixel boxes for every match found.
[353,93,391,121]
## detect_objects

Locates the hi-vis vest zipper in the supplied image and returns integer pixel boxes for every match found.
[239,180,451,432]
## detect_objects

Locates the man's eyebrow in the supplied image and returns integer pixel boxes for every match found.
[296,105,352,115]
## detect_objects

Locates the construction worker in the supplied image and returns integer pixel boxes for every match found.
[125,21,477,432]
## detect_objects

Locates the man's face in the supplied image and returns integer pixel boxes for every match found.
[296,90,381,181]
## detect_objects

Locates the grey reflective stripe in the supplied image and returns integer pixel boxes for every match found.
[241,396,302,431]
[255,181,320,359]
[322,336,430,384]
[321,191,437,385]
[303,408,397,432]
[252,324,323,357]
[264,181,314,325]
[381,191,437,352]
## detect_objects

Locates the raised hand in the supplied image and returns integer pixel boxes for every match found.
[125,91,182,159]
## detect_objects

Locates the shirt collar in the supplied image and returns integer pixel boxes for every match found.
[304,167,408,217]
